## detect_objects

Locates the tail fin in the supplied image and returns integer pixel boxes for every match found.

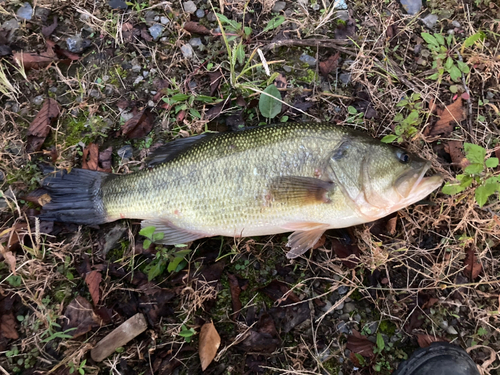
[40,167,112,225]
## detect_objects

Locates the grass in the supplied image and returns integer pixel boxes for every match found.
[0,0,500,374]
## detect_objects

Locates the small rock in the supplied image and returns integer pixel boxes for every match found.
[183,1,197,14]
[196,9,205,18]
[142,71,149,77]
[131,64,142,73]
[338,313,350,321]
[416,57,427,65]
[300,53,316,66]
[89,89,101,99]
[5,101,19,113]
[207,11,217,22]
[160,16,170,25]
[337,10,349,22]
[34,7,51,22]
[448,30,455,35]
[312,3,320,10]
[102,75,110,82]
[334,301,345,310]
[103,225,127,256]
[133,76,144,85]
[188,80,197,90]
[421,14,439,29]
[149,24,164,40]
[283,65,292,72]
[180,44,194,58]
[147,100,155,107]
[117,145,133,159]
[399,0,422,15]
[337,321,351,334]
[49,86,58,93]
[338,286,349,295]
[144,11,157,25]
[322,300,333,313]
[447,326,458,335]
[108,0,128,9]
[17,2,33,20]
[272,1,287,12]
[343,302,356,313]
[32,95,44,106]
[120,110,134,122]
[339,72,351,85]
[335,0,348,9]
[189,37,203,47]
[451,20,461,28]
[154,16,160,22]
[2,19,19,41]
[66,34,91,53]
[486,91,495,100]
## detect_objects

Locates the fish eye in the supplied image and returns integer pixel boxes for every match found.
[396,149,410,164]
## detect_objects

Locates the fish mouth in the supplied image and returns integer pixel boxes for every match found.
[395,161,443,200]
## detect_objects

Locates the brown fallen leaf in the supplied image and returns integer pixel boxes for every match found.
[13,47,57,70]
[85,271,102,306]
[274,73,287,89]
[208,70,223,96]
[421,297,439,310]
[0,312,19,339]
[26,98,61,153]
[121,108,154,139]
[82,143,111,172]
[319,52,340,77]
[184,21,211,35]
[42,16,58,37]
[199,322,221,371]
[416,334,447,348]
[62,296,102,338]
[444,140,469,169]
[426,97,466,137]
[346,330,375,357]
[0,247,16,274]
[227,274,242,318]
[386,216,398,235]
[464,247,482,280]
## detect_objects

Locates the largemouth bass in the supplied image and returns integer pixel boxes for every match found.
[40,123,443,258]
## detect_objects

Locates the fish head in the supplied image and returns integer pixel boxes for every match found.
[328,138,443,218]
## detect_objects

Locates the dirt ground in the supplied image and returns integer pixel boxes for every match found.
[1,0,500,374]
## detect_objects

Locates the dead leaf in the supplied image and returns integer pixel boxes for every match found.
[274,73,287,89]
[464,247,482,280]
[426,98,466,137]
[82,143,111,172]
[416,334,447,348]
[199,322,221,371]
[121,108,154,139]
[346,330,375,357]
[444,140,469,169]
[228,274,242,318]
[208,70,223,96]
[98,146,113,172]
[140,27,153,42]
[26,98,61,152]
[184,21,211,35]
[85,271,102,306]
[421,297,439,309]
[319,52,340,77]
[63,297,101,339]
[386,216,397,235]
[312,234,326,249]
[13,48,56,70]
[0,312,18,339]
[42,16,58,37]
[0,248,16,274]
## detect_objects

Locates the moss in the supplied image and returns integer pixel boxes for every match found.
[379,320,397,335]
[62,112,89,146]
[300,69,318,84]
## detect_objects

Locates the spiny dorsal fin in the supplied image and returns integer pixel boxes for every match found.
[147,133,215,167]
[268,176,334,205]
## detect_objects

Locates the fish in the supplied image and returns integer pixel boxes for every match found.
[39,123,443,259]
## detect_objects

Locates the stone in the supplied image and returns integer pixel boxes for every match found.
[272,1,287,12]
[451,20,461,28]
[183,1,197,14]
[343,302,356,313]
[189,37,203,47]
[66,34,91,53]
[131,64,141,73]
[337,10,349,22]
[421,14,439,29]
[337,321,351,334]
[35,7,51,22]
[32,95,44,106]
[149,24,164,40]
[181,44,194,58]
[339,72,351,85]
[160,16,170,25]
[108,0,128,9]
[133,76,144,85]
[196,9,205,18]
[335,0,348,9]
[89,89,101,99]
[2,19,19,42]
[17,2,33,20]
[399,0,422,15]
[117,145,133,159]
[338,286,349,295]
[300,53,316,66]
[334,301,345,310]
[207,11,217,22]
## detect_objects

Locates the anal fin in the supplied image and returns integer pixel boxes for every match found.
[142,219,209,245]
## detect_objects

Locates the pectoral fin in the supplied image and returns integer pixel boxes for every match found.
[284,223,330,259]
[141,219,209,245]
[268,176,334,205]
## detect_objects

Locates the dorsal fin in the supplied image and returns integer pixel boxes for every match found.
[147,133,216,167]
